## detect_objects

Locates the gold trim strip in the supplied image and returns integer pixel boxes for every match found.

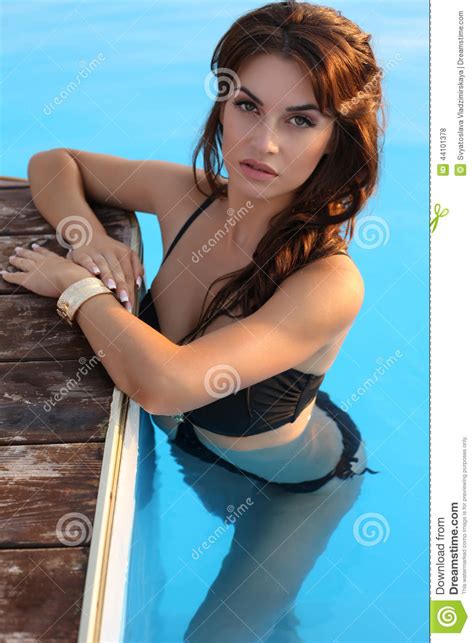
[78,211,143,642]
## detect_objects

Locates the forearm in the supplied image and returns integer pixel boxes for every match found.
[73,290,179,413]
[27,149,108,242]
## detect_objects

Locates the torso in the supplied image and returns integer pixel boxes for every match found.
[150,177,358,451]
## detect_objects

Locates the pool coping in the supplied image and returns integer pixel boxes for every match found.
[77,214,143,643]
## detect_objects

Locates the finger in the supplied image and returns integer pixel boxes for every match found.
[117,253,137,310]
[130,251,145,289]
[121,254,136,307]
[8,255,35,271]
[90,254,117,290]
[31,243,56,255]
[14,247,41,260]
[104,253,133,311]
[70,251,101,277]
[0,269,27,284]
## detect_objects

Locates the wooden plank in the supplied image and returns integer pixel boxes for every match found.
[0,294,102,361]
[0,178,139,641]
[0,443,104,547]
[0,547,88,641]
[0,361,113,446]
[0,176,29,186]
[0,190,130,236]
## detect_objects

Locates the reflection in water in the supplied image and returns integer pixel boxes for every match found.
[124,399,369,643]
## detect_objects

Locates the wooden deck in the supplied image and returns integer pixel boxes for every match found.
[0,177,142,641]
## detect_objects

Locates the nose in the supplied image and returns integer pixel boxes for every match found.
[253,120,279,155]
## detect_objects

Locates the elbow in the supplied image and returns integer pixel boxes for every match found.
[130,346,190,416]
[137,395,165,416]
[28,148,67,173]
[130,374,176,417]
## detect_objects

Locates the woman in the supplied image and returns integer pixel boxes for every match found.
[2,0,383,491]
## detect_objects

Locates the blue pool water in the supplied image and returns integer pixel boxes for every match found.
[2,1,429,641]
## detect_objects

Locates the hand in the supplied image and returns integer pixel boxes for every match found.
[1,244,93,297]
[66,234,144,310]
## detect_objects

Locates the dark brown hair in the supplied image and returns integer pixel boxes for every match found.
[179,0,385,345]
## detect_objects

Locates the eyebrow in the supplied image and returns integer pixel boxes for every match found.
[237,85,321,113]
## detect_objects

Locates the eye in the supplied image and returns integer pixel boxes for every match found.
[232,99,257,114]
[232,99,316,128]
[289,114,316,129]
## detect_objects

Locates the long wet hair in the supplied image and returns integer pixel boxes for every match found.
[178,0,385,345]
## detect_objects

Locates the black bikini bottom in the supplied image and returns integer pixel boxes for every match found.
[172,391,379,494]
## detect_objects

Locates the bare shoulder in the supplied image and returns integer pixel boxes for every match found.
[150,165,229,261]
[148,163,215,222]
[313,251,364,313]
[280,252,365,335]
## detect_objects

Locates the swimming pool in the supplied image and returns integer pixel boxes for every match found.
[2,1,429,640]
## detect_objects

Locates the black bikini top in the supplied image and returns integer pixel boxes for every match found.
[139,194,351,438]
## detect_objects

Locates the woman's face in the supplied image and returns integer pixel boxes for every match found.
[219,53,335,201]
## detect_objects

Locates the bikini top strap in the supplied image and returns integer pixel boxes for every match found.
[161,193,216,265]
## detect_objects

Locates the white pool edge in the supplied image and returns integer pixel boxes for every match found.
[77,392,140,643]
[78,213,143,642]
[100,399,140,641]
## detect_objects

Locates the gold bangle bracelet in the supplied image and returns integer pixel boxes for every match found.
[56,277,113,326]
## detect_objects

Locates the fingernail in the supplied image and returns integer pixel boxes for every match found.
[32,243,40,249]
[119,289,129,302]
[125,301,132,313]
[91,266,100,275]
[106,279,116,290]
[14,246,22,252]
[136,276,142,288]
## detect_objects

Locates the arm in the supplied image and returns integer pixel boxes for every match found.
[27,147,161,229]
[27,149,145,307]
[138,259,364,416]
[28,149,109,240]
[68,278,181,410]
[4,245,362,415]
[26,148,205,307]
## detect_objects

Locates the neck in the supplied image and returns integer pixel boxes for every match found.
[220,182,294,257]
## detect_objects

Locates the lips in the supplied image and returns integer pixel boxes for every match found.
[240,159,278,176]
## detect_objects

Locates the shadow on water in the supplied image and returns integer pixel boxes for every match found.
[124,393,370,643]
